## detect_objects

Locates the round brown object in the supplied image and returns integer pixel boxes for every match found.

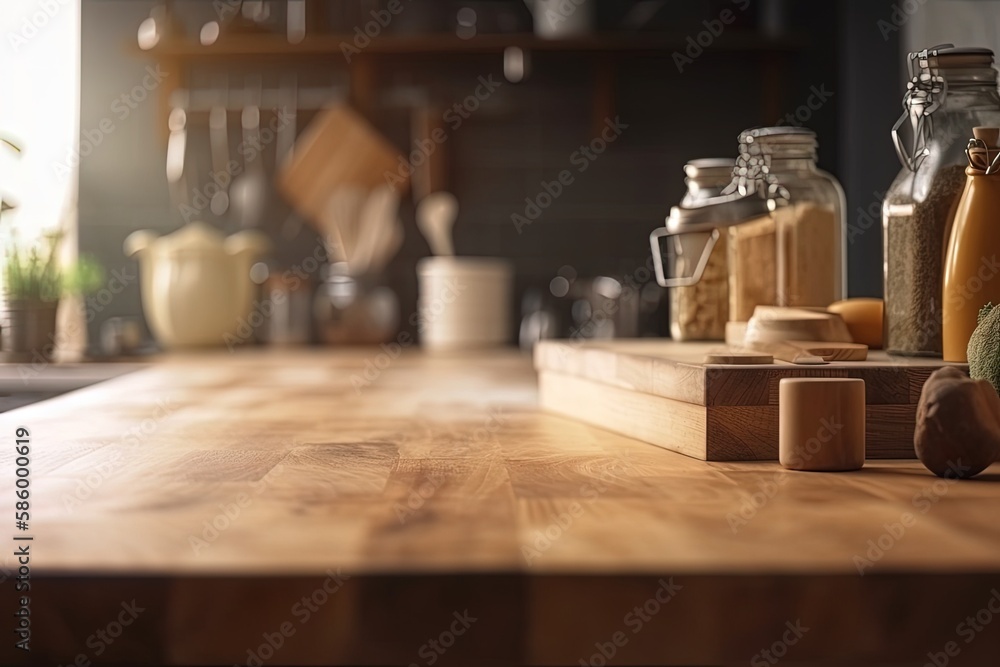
[914,367,1000,478]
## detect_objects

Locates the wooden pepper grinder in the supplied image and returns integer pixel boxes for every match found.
[943,127,1000,362]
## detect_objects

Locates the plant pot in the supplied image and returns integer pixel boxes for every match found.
[4,299,59,362]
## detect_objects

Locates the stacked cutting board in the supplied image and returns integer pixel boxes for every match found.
[535,339,965,461]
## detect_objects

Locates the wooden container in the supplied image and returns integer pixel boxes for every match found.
[779,378,866,471]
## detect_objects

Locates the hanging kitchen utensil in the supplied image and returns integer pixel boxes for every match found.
[165,105,188,218]
[369,216,404,275]
[411,104,448,203]
[275,73,297,165]
[208,82,231,218]
[352,186,401,277]
[230,76,267,229]
[320,186,367,267]
[275,74,303,240]
[416,191,458,257]
[287,0,306,43]
[137,0,180,51]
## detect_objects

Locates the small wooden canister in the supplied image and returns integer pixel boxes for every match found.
[779,378,866,471]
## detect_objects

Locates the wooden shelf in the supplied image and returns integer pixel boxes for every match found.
[139,30,805,60]
[135,29,802,144]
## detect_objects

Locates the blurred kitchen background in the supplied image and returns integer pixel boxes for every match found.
[3,0,1000,356]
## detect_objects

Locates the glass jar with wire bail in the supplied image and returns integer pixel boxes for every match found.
[651,127,846,326]
[669,158,733,341]
[883,45,1000,356]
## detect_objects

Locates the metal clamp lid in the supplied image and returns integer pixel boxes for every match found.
[650,128,803,289]
[722,126,806,205]
[892,44,996,172]
[966,127,1000,174]
[650,190,774,288]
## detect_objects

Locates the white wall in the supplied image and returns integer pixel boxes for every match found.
[0,0,80,240]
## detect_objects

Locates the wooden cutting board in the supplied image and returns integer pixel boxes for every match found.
[785,340,868,361]
[277,104,406,229]
[534,339,966,461]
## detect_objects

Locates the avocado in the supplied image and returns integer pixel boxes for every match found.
[968,303,1000,394]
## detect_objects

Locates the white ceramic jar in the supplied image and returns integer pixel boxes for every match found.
[417,257,513,350]
[124,222,269,348]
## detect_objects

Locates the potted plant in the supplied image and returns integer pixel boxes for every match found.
[3,232,103,362]
[0,137,102,361]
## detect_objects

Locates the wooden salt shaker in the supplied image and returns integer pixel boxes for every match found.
[779,378,866,471]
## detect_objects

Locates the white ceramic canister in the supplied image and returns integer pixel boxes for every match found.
[124,222,270,348]
[417,257,513,350]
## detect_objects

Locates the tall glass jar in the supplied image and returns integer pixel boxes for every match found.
[884,45,1000,356]
[725,127,845,321]
[651,127,845,324]
[670,158,732,341]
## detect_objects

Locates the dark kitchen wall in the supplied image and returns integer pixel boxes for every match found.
[78,0,894,352]
[838,0,905,298]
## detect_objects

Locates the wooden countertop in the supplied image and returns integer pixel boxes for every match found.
[5,348,1000,666]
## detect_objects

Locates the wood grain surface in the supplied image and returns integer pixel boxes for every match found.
[2,349,999,667]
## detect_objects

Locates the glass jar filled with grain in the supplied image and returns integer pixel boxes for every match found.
[669,158,733,340]
[723,127,845,321]
[651,127,845,327]
[884,45,1000,356]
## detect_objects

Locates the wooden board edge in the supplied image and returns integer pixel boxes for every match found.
[537,371,709,460]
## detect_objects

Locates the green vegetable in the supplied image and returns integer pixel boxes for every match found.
[968,302,1000,394]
